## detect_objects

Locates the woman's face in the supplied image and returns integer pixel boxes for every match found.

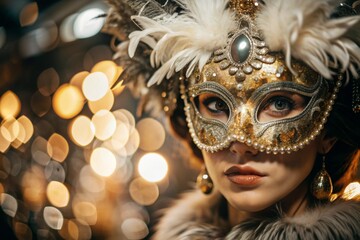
[200,91,323,212]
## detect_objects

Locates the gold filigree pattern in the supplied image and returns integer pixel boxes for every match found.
[213,16,275,83]
[229,0,261,17]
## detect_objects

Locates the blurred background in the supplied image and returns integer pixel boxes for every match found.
[0,0,197,239]
[0,1,359,240]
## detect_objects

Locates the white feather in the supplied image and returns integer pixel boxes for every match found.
[128,0,237,86]
[257,0,360,79]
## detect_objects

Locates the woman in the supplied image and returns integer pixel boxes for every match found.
[104,0,360,238]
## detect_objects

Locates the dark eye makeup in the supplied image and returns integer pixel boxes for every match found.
[194,94,230,123]
[258,91,309,122]
[193,90,309,123]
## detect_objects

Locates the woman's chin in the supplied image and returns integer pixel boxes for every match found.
[227,197,274,213]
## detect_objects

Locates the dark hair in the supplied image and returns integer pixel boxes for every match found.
[168,92,203,168]
[324,78,360,193]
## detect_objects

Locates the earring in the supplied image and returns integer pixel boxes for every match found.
[197,167,213,194]
[311,156,333,200]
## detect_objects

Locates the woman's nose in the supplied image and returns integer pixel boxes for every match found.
[229,141,259,156]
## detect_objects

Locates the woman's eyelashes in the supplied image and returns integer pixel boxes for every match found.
[197,95,229,121]
[259,92,308,121]
[196,91,307,122]
[203,97,228,113]
[262,96,294,117]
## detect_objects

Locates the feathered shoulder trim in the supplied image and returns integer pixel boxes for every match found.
[152,189,360,240]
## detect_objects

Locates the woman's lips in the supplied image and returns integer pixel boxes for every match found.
[224,166,267,186]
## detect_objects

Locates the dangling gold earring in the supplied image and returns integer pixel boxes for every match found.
[197,166,213,194]
[311,156,333,200]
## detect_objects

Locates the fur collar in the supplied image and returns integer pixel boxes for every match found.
[152,189,360,240]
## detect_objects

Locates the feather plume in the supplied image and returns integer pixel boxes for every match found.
[127,0,180,19]
[128,0,237,86]
[103,0,137,41]
[112,41,170,116]
[257,0,360,79]
[103,0,182,40]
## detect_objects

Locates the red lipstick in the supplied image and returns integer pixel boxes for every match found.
[224,166,266,186]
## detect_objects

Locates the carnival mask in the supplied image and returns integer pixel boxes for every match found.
[180,14,343,154]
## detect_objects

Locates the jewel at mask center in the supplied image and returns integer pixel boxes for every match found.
[231,34,251,64]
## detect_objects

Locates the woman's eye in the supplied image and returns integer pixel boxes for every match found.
[196,95,229,123]
[205,97,229,113]
[258,92,308,122]
[265,97,293,114]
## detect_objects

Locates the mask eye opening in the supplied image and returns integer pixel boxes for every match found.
[256,91,311,123]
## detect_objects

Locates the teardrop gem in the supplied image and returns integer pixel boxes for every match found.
[311,169,333,200]
[231,34,251,64]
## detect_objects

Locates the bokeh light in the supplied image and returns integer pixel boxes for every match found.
[88,90,114,113]
[73,8,105,39]
[343,181,360,200]
[138,153,168,182]
[53,84,84,119]
[79,165,105,193]
[37,68,60,96]
[119,202,149,223]
[35,22,59,52]
[90,147,116,177]
[14,120,26,143]
[91,60,121,87]
[0,156,10,180]
[59,219,92,240]
[17,115,34,144]
[44,161,66,183]
[14,222,33,240]
[60,13,78,43]
[31,91,52,117]
[137,118,166,151]
[21,167,46,210]
[129,178,159,206]
[43,206,64,230]
[0,130,11,153]
[82,72,109,101]
[70,71,89,90]
[0,91,21,120]
[31,136,51,166]
[1,118,18,142]
[70,115,95,146]
[46,181,70,208]
[0,193,18,217]
[124,128,140,156]
[72,201,97,225]
[19,2,39,27]
[109,121,129,151]
[47,133,69,162]
[92,110,116,141]
[121,218,149,240]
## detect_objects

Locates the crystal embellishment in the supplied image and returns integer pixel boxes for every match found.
[231,34,251,64]
[214,16,276,82]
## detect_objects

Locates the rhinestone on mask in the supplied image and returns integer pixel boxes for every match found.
[230,34,251,64]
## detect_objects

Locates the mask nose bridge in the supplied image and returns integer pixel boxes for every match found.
[228,102,249,136]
